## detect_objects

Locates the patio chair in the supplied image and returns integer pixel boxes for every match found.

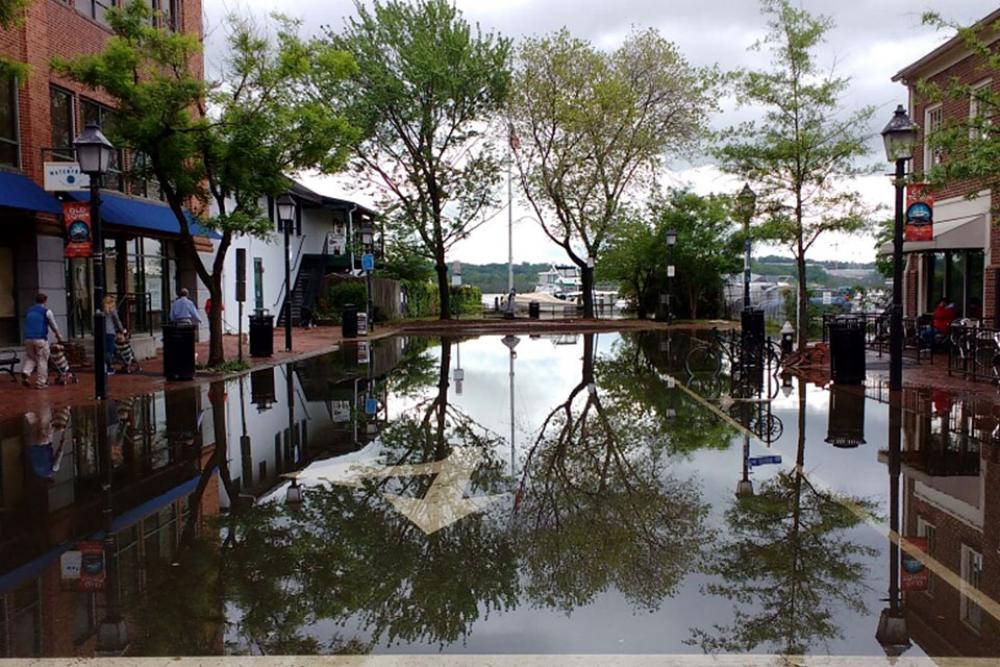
[0,349,18,381]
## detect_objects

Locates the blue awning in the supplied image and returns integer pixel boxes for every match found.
[68,190,222,240]
[0,171,63,215]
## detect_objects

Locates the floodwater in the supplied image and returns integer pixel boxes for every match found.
[0,331,995,659]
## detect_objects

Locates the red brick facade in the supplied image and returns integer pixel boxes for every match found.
[0,0,204,188]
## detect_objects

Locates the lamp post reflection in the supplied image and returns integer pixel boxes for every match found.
[96,404,128,656]
[502,335,520,476]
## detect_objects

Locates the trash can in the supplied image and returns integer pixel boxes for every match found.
[341,304,358,339]
[249,311,274,358]
[741,308,765,367]
[529,301,540,319]
[163,323,196,381]
[829,316,866,385]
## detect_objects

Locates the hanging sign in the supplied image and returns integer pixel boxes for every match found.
[361,253,375,272]
[901,536,929,592]
[63,202,92,258]
[44,162,90,191]
[77,540,107,592]
[905,184,934,242]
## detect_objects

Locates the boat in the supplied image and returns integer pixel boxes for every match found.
[534,265,582,298]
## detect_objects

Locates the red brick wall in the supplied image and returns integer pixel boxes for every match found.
[0,0,204,186]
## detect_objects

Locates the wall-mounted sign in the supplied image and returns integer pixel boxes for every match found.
[905,183,934,242]
[44,162,90,191]
[63,202,92,258]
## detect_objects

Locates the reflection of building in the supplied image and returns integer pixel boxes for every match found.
[884,387,1000,657]
[0,390,222,658]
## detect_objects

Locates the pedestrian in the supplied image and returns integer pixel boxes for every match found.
[21,293,63,388]
[169,287,202,326]
[100,295,125,375]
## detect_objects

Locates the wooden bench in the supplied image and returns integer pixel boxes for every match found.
[0,349,18,381]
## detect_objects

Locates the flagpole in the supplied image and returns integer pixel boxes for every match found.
[507,124,514,295]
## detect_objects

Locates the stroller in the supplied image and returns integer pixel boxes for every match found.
[49,343,78,385]
[114,332,142,374]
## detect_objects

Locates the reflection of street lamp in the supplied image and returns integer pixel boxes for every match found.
[453,342,464,395]
[881,105,919,392]
[876,399,911,657]
[736,435,754,498]
[74,122,115,401]
[285,478,304,508]
[95,407,128,656]
[276,194,297,353]
[502,335,520,475]
[666,228,677,323]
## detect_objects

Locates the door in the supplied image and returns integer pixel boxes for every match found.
[0,246,15,344]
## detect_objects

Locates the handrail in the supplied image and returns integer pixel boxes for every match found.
[272,235,309,310]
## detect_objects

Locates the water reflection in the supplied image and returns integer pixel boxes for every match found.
[5,332,1000,657]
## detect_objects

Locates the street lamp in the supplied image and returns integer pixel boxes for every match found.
[881,104,919,392]
[737,183,757,310]
[276,194,297,352]
[360,221,375,334]
[74,122,115,401]
[665,229,677,322]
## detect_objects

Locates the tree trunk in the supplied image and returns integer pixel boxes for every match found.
[207,276,225,366]
[796,255,808,352]
[689,285,697,321]
[435,261,451,320]
[581,264,595,319]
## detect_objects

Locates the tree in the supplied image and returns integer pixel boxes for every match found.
[0,0,28,79]
[596,207,663,318]
[510,29,714,318]
[55,3,358,365]
[315,0,511,320]
[716,0,876,350]
[919,13,1000,194]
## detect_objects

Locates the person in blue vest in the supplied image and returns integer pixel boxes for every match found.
[22,293,64,389]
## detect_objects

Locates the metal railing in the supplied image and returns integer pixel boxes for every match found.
[947,321,1000,383]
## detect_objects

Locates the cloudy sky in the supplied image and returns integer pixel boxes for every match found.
[206,0,995,265]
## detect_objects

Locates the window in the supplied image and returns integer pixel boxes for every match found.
[148,0,179,30]
[50,87,75,161]
[80,100,123,191]
[969,80,992,141]
[128,151,161,201]
[916,517,936,595]
[0,77,19,169]
[76,0,117,26]
[924,104,943,170]
[960,544,983,631]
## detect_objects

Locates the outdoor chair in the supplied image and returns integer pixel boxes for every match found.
[0,349,18,381]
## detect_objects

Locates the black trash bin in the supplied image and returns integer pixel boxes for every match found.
[341,304,358,339]
[829,316,866,385]
[740,308,765,367]
[163,323,196,381]
[529,301,540,319]
[249,311,274,358]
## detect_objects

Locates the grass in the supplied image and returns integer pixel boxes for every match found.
[196,359,251,373]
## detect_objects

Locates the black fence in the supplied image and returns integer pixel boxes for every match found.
[947,322,1000,384]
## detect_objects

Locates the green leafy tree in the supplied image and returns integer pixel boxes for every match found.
[54,3,359,365]
[716,0,877,350]
[918,13,1000,194]
[596,208,664,318]
[315,0,511,320]
[0,0,28,79]
[510,29,714,318]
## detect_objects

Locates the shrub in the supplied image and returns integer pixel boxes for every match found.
[317,281,368,323]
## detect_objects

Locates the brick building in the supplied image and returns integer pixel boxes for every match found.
[0,0,210,353]
[889,9,1000,323]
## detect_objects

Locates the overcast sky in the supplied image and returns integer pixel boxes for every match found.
[206,0,996,266]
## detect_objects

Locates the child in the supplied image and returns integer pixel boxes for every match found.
[114,332,141,374]
[49,343,77,385]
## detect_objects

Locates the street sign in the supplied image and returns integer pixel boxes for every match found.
[667,265,676,278]
[44,162,90,191]
[361,253,375,272]
[365,396,378,416]
[748,455,782,467]
[822,291,832,305]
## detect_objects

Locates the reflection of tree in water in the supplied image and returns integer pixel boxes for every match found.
[516,333,712,612]
[689,381,877,655]
[219,338,518,652]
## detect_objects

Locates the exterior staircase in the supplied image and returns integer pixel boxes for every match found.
[277,255,327,327]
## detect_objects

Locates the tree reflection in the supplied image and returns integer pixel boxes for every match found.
[516,333,712,612]
[689,380,877,655]
[220,338,518,651]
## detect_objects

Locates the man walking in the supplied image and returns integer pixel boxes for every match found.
[169,287,202,325]
[22,293,64,388]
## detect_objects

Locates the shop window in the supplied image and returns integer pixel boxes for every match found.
[81,100,124,191]
[0,77,19,169]
[49,87,75,161]
[960,544,983,631]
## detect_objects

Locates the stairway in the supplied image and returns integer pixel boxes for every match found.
[277,255,326,327]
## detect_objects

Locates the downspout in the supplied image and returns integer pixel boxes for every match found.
[348,204,357,274]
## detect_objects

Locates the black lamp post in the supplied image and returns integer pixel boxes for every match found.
[737,183,757,310]
[276,194,297,352]
[74,122,115,401]
[361,221,375,333]
[666,228,677,322]
[881,105,919,392]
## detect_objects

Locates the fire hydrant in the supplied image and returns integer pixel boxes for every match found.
[781,321,795,354]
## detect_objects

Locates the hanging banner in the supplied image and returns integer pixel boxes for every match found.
[77,540,107,592]
[901,536,930,592]
[63,202,92,258]
[905,183,934,242]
